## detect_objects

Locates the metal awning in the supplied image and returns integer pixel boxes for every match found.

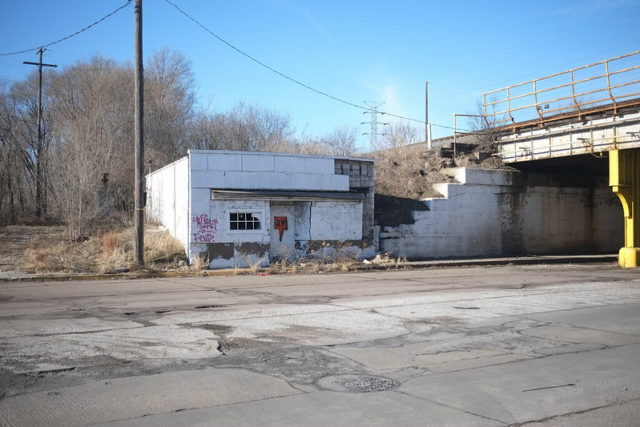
[211,189,365,201]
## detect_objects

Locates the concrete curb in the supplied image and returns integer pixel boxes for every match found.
[0,254,620,283]
[404,254,619,269]
[0,268,245,283]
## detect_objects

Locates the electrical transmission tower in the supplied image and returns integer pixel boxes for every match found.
[361,101,388,151]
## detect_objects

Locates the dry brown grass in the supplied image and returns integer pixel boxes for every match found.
[98,227,187,273]
[265,242,401,275]
[22,228,101,273]
[19,225,187,274]
[12,226,406,276]
[145,228,186,265]
[374,145,453,201]
[267,252,407,275]
[100,231,119,255]
[369,253,408,269]
[191,255,209,271]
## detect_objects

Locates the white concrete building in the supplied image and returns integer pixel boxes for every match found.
[146,150,375,268]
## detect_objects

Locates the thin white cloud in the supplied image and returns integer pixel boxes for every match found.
[362,82,413,127]
[268,0,332,41]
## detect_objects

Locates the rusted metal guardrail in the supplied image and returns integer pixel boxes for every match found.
[483,51,640,129]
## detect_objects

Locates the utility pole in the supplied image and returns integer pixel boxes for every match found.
[24,48,57,220]
[425,81,428,140]
[134,0,145,266]
[361,101,388,151]
[425,81,431,149]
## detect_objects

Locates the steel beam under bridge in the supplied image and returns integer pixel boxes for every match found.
[496,106,640,163]
[494,104,640,268]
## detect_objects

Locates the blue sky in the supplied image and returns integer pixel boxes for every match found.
[1,0,639,150]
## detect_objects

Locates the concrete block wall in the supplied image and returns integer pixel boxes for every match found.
[275,200,366,259]
[310,201,363,241]
[190,150,349,191]
[379,168,623,259]
[335,158,375,252]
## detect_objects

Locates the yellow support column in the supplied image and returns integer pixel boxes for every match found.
[610,149,640,268]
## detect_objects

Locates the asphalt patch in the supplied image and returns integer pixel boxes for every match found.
[317,374,400,393]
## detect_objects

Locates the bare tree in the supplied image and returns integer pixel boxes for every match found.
[48,56,134,239]
[468,101,498,150]
[0,81,34,224]
[381,121,418,150]
[1,47,378,235]
[188,102,295,154]
[319,126,358,156]
[145,48,195,167]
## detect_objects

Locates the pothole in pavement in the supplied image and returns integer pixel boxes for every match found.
[317,374,400,393]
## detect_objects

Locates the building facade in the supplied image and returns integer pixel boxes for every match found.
[146,150,374,268]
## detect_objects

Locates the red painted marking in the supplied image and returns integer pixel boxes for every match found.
[274,216,288,241]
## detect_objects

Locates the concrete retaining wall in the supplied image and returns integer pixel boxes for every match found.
[378,168,623,259]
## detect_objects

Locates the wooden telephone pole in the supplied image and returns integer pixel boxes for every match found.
[24,48,57,219]
[134,0,145,266]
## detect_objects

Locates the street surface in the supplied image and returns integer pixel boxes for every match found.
[1,263,640,426]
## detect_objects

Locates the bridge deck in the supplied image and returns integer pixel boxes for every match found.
[495,100,640,164]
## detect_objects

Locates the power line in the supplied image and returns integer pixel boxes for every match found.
[164,0,365,110]
[164,0,466,132]
[0,1,133,57]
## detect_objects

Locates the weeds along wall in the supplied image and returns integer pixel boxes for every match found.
[378,168,623,259]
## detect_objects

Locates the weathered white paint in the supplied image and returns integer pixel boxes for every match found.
[497,110,640,163]
[145,157,190,252]
[197,199,271,269]
[189,150,348,191]
[270,203,296,259]
[379,168,623,259]
[147,150,374,268]
[310,201,363,241]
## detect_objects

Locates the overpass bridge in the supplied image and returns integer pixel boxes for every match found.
[485,51,640,267]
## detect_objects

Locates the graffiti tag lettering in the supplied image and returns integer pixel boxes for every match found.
[193,214,218,243]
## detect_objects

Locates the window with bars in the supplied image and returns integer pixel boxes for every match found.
[229,212,262,231]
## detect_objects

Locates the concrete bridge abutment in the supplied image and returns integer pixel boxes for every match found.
[376,167,622,260]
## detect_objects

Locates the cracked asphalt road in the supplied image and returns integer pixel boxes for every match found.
[1,263,640,426]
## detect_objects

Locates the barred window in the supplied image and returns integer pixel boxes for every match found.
[230,212,261,230]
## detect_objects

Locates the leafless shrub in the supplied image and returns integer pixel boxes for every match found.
[191,254,209,271]
[100,231,119,255]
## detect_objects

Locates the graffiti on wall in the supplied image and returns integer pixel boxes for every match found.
[274,216,288,241]
[193,214,218,243]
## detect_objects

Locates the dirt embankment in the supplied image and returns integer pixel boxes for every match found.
[373,138,506,226]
